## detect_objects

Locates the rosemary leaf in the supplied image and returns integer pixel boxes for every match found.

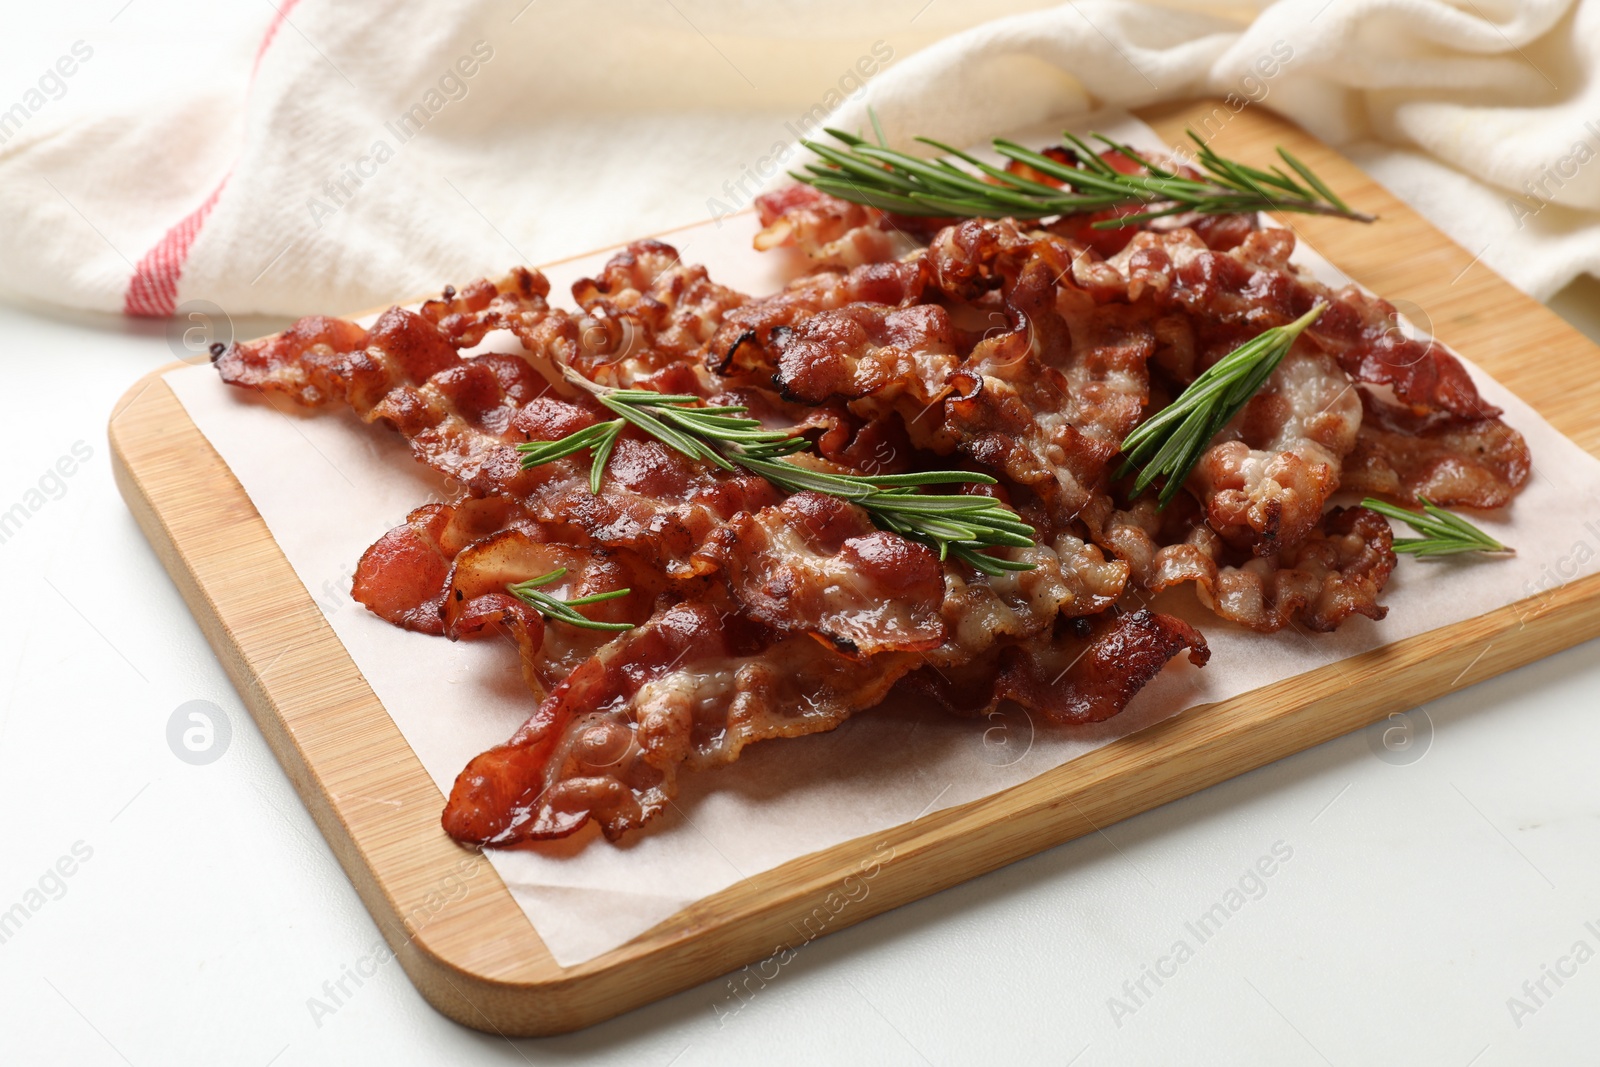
[794,113,1375,228]
[517,379,1036,572]
[1118,303,1327,508]
[1359,497,1513,557]
[507,568,635,632]
[517,420,624,492]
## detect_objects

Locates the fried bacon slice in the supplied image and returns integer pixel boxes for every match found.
[1086,493,1225,599]
[709,259,925,380]
[355,488,950,667]
[766,302,959,413]
[694,491,946,656]
[442,601,921,843]
[1105,226,1530,513]
[217,268,784,576]
[393,520,1115,845]
[1190,346,1363,556]
[899,608,1209,722]
[1117,226,1512,425]
[352,499,676,696]
[732,218,1160,525]
[352,498,531,637]
[1340,391,1531,509]
[1091,498,1397,632]
[439,534,1156,844]
[938,222,1158,523]
[363,497,1160,844]
[936,531,1130,649]
[568,239,749,387]
[1201,505,1396,633]
[217,271,561,485]
[440,530,677,699]
[751,184,920,268]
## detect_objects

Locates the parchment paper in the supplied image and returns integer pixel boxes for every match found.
[164,114,1600,966]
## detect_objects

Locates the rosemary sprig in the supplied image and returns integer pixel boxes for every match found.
[516,376,1035,576]
[517,419,625,494]
[793,119,1374,228]
[1359,498,1513,557]
[507,567,635,631]
[1119,304,1326,508]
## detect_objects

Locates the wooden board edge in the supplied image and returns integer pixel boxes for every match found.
[107,369,570,1033]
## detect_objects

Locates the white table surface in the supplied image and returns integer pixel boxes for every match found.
[6,7,1600,1063]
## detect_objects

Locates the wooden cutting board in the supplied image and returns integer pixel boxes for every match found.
[109,99,1600,1036]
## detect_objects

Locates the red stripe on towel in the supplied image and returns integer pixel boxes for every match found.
[123,0,301,317]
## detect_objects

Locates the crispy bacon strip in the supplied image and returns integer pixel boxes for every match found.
[441,548,1169,844]
[367,500,1140,847]
[1341,391,1530,508]
[351,499,675,695]
[400,500,1136,844]
[1190,346,1363,555]
[710,260,924,380]
[217,270,563,483]
[1085,494,1224,598]
[355,490,951,681]
[1116,226,1506,423]
[441,530,680,700]
[899,608,1209,722]
[737,219,1160,525]
[1107,225,1527,541]
[442,602,920,843]
[352,498,531,636]
[1203,506,1396,632]
[935,531,1129,653]
[752,184,919,268]
[1092,499,1396,633]
[936,221,1154,523]
[768,303,959,411]
[568,238,749,387]
[218,268,783,576]
[695,491,946,656]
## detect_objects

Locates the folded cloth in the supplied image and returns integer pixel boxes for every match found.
[1,0,1595,319]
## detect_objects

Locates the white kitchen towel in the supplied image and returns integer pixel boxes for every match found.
[2,0,1596,319]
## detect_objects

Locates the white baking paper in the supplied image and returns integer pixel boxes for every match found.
[163,114,1600,966]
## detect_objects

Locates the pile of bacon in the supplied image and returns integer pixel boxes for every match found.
[216,162,1529,848]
